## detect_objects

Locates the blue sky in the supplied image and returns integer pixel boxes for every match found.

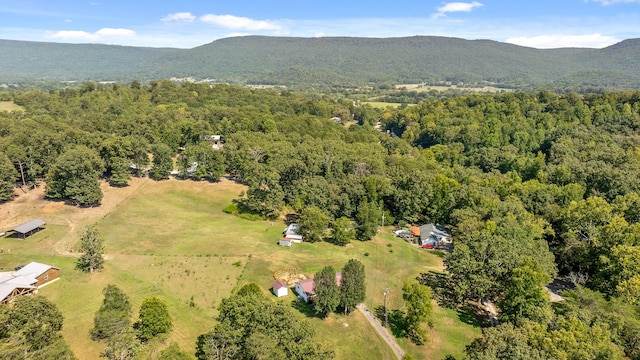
[1,0,640,49]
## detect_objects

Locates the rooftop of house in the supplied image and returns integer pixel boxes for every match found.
[273,280,287,290]
[297,278,315,294]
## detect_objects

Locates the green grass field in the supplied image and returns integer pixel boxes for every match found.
[0,101,24,112]
[362,101,405,109]
[0,179,479,359]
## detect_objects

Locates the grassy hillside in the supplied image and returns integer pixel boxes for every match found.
[0,178,480,359]
[2,36,640,88]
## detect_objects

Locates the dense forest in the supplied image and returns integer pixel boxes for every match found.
[2,36,640,89]
[1,82,640,359]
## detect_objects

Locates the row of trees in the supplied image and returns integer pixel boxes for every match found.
[91,285,176,359]
[312,259,366,317]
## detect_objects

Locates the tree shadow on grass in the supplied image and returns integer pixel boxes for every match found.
[418,271,485,328]
[290,299,322,319]
[418,271,460,309]
[374,306,407,338]
[457,306,484,327]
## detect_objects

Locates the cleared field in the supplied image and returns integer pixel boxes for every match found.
[395,83,512,93]
[362,101,404,109]
[0,101,24,112]
[0,178,479,359]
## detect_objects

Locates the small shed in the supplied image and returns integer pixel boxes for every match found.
[279,238,293,247]
[273,280,288,297]
[283,223,303,242]
[8,219,46,239]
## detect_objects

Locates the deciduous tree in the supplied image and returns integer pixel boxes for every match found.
[150,143,174,180]
[299,206,330,243]
[134,297,173,342]
[100,329,140,360]
[196,289,332,360]
[402,279,432,345]
[499,257,552,325]
[332,217,355,246]
[158,342,191,360]
[45,145,105,206]
[0,296,76,359]
[355,201,381,241]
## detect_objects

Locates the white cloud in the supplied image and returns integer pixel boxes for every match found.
[95,28,136,37]
[200,14,280,30]
[225,32,251,38]
[161,12,195,23]
[590,0,640,5]
[47,30,98,41]
[46,28,136,42]
[437,1,483,13]
[505,33,619,49]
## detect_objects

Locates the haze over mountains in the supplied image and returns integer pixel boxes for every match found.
[1,35,640,89]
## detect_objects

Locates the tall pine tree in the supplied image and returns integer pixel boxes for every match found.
[314,266,340,317]
[76,225,104,273]
[340,259,366,314]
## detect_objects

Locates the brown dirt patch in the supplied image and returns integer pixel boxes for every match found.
[273,267,308,286]
[1,177,151,254]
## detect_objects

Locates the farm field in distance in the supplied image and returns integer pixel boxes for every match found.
[395,83,512,93]
[0,178,480,359]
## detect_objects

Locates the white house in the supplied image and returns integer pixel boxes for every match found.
[418,223,450,247]
[272,280,288,297]
[295,272,342,303]
[295,278,315,303]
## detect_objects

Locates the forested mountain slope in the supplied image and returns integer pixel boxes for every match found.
[2,36,640,88]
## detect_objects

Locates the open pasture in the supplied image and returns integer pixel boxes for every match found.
[0,178,479,359]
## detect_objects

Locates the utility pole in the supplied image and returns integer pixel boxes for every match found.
[383,288,390,328]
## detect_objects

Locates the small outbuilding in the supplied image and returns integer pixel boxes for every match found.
[7,219,46,239]
[279,238,293,247]
[282,223,303,243]
[272,280,288,297]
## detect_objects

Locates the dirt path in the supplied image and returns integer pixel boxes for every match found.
[357,303,405,359]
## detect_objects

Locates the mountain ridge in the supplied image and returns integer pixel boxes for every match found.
[1,35,639,89]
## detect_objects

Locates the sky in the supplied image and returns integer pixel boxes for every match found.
[1,0,640,49]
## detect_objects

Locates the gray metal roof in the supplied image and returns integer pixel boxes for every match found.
[10,219,46,234]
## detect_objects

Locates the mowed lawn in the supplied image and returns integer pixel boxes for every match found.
[0,179,479,359]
